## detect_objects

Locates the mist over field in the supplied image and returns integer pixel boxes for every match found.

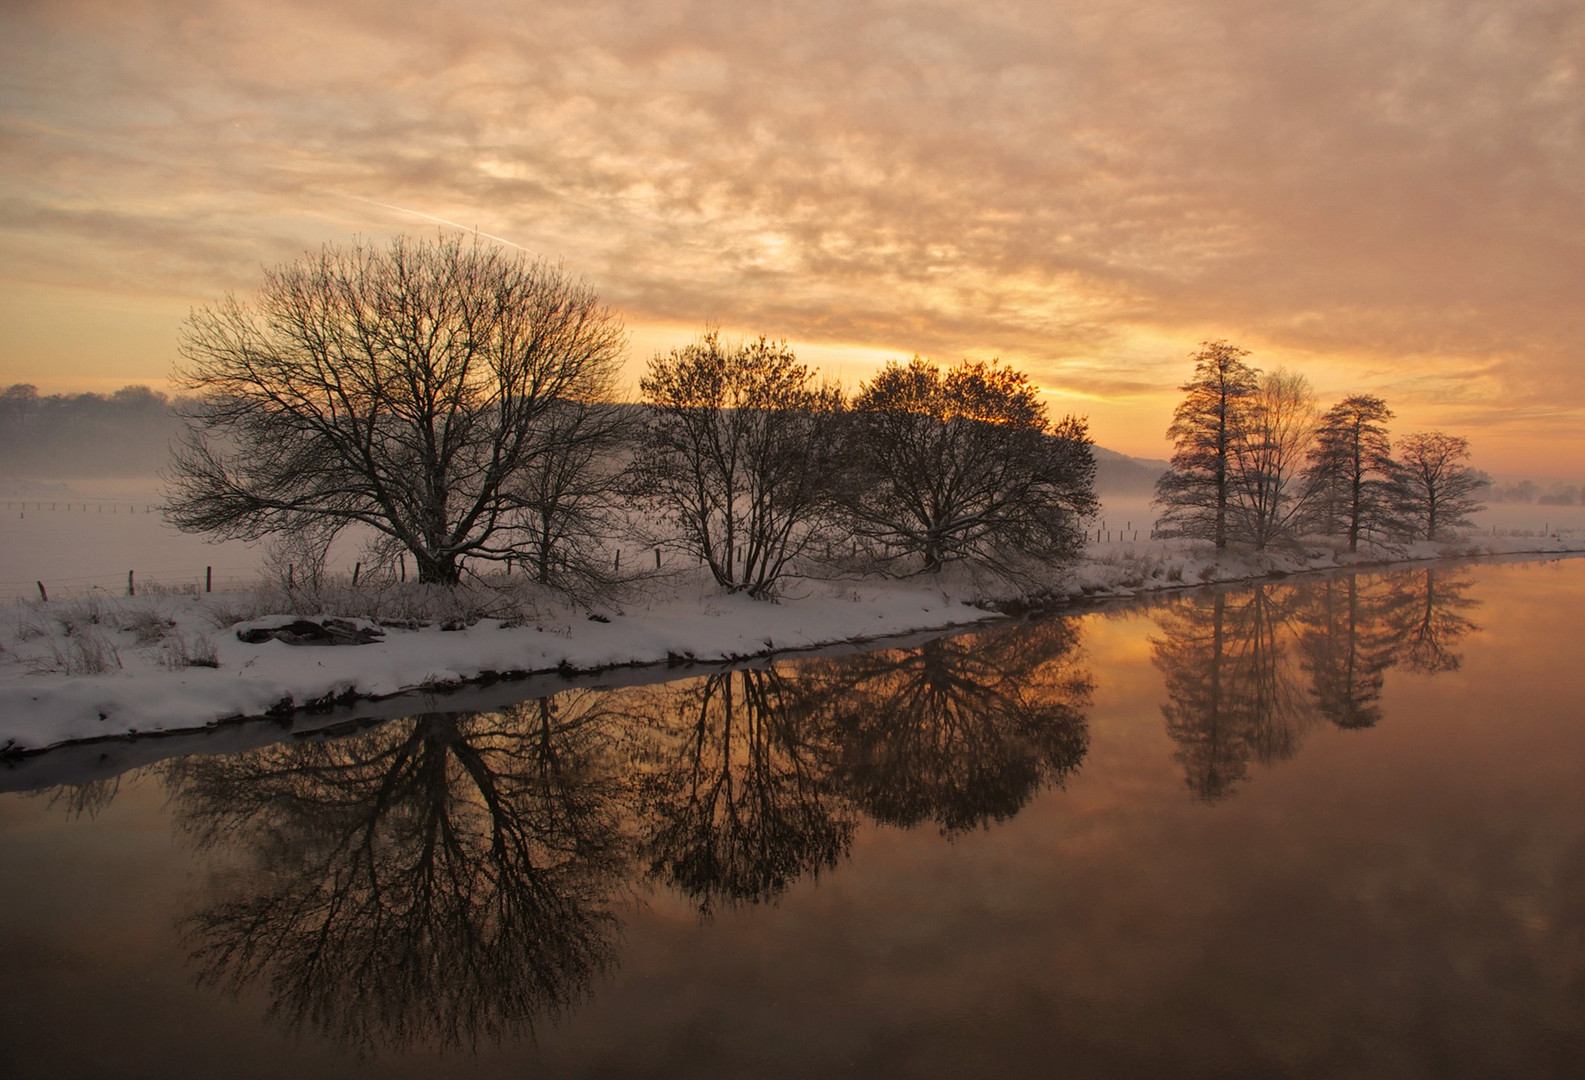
[3,388,1580,603]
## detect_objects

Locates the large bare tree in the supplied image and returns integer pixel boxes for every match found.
[1228,368,1319,549]
[1390,431,1486,541]
[1303,394,1396,551]
[166,234,626,584]
[636,331,844,598]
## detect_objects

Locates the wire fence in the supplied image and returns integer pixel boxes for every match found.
[2,544,691,603]
[0,566,263,603]
[6,518,1580,603]
[5,500,162,514]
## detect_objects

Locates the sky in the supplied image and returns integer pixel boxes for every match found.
[1,0,1581,474]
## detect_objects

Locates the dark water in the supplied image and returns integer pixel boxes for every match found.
[4,557,1585,1079]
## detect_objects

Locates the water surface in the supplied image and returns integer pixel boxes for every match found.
[4,557,1584,1078]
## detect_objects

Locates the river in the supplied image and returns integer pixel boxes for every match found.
[3,556,1583,1078]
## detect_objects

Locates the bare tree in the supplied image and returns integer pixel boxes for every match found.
[636,331,843,599]
[166,234,626,584]
[505,398,631,596]
[842,358,1097,573]
[1390,431,1485,541]
[1228,368,1319,549]
[1153,341,1260,551]
[1303,394,1396,551]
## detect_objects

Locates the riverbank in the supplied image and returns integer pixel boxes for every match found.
[4,533,1583,755]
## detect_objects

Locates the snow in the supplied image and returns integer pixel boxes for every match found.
[4,527,1583,756]
[4,476,1584,756]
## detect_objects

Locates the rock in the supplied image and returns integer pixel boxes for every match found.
[236,618,385,646]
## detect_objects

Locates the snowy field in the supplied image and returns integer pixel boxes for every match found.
[5,480,1581,602]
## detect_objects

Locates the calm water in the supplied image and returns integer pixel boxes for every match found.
[4,557,1584,1079]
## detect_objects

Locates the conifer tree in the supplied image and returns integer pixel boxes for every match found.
[1303,394,1394,551]
[1153,341,1260,551]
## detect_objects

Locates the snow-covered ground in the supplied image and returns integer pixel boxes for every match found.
[6,479,1580,600]
[3,476,1584,756]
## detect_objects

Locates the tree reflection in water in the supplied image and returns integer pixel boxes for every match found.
[627,619,1094,913]
[1386,567,1480,674]
[812,618,1092,836]
[154,616,1095,1049]
[627,668,855,913]
[1154,568,1482,801]
[163,693,630,1053]
[1301,573,1398,730]
[1154,587,1303,804]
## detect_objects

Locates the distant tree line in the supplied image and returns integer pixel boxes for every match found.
[0,383,187,476]
[165,234,1099,595]
[1153,341,1488,551]
[1486,479,1581,505]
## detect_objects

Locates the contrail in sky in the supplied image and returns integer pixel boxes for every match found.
[336,193,532,252]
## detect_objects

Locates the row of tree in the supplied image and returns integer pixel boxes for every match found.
[1153,341,1486,551]
[167,235,1099,594]
[0,383,184,476]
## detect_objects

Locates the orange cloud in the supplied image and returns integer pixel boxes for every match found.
[2,0,1581,473]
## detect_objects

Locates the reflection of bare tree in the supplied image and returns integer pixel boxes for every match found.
[1384,568,1480,674]
[33,776,124,818]
[162,693,629,1053]
[1300,573,1398,730]
[1154,584,1313,803]
[627,619,1091,908]
[628,668,853,913]
[813,619,1092,835]
[1158,568,1484,799]
[1230,584,1312,765]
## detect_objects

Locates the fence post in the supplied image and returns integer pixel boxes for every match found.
[128,570,135,597]
[655,548,661,570]
[36,581,47,602]
[399,555,406,582]
[352,561,361,586]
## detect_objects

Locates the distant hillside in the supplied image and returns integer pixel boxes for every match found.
[1092,446,1168,495]
[2,384,1174,497]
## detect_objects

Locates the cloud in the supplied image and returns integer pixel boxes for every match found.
[1,0,1582,467]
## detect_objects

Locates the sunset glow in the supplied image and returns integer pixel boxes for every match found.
[3,0,1581,474]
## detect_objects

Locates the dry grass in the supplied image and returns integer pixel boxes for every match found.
[160,632,219,669]
[200,574,555,631]
[28,628,124,675]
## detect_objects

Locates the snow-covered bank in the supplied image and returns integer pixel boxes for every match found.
[4,534,1584,755]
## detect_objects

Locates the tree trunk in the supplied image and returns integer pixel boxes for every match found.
[413,549,461,584]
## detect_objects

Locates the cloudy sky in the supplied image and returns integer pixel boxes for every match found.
[2,0,1581,472]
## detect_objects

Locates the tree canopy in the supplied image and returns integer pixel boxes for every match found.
[636,331,844,598]
[843,357,1097,572]
[165,234,626,584]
